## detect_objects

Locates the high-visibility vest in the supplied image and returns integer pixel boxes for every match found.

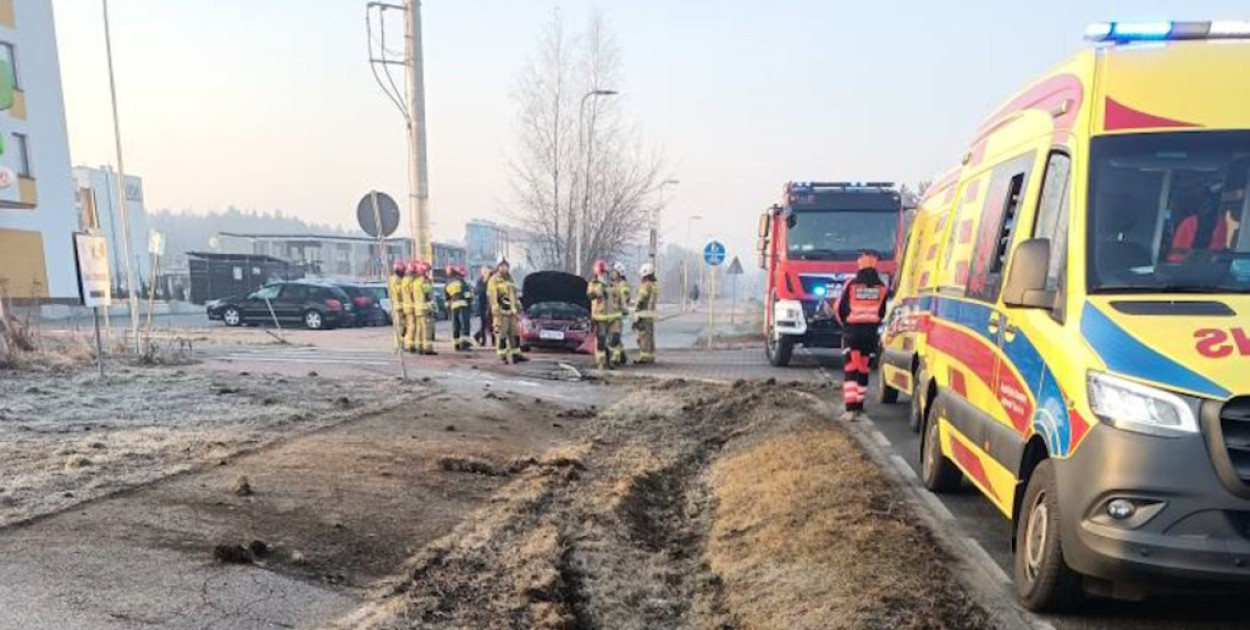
[412,277,433,316]
[845,282,887,325]
[635,280,658,319]
[488,274,519,315]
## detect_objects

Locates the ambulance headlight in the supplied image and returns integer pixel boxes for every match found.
[1087,372,1200,436]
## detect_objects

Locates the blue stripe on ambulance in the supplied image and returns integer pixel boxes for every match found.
[1080,304,1230,400]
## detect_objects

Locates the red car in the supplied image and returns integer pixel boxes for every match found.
[519,271,593,353]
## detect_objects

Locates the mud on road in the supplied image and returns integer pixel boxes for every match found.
[336,379,990,630]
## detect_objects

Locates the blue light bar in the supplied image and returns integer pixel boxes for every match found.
[1086,20,1250,43]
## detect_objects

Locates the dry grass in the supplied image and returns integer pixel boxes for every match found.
[709,429,990,630]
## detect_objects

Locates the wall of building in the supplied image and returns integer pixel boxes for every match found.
[0,0,77,301]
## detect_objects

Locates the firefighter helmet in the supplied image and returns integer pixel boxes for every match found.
[613,261,627,275]
[639,262,654,278]
[392,260,408,274]
[593,259,609,275]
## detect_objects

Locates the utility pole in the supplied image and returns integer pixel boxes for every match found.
[404,0,432,262]
[102,0,140,354]
[651,179,679,268]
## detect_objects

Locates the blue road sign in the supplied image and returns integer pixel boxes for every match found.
[703,240,727,266]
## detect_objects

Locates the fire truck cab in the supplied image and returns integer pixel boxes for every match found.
[757,182,904,366]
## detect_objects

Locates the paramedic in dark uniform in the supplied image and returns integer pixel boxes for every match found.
[833,250,889,422]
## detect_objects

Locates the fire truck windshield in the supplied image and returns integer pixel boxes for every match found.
[785,210,898,260]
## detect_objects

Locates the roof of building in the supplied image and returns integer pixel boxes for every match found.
[217,232,465,249]
[186,251,290,263]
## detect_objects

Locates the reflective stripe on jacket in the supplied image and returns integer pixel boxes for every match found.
[400,276,416,313]
[488,273,520,315]
[446,279,472,310]
[411,277,433,316]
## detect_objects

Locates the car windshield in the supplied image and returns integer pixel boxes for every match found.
[1088,131,1250,294]
[786,210,897,260]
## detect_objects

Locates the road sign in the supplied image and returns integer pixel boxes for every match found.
[73,233,112,308]
[0,167,14,189]
[356,191,400,238]
[703,240,726,266]
[726,256,743,275]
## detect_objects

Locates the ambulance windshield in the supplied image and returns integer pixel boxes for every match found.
[1088,131,1250,294]
[786,210,898,261]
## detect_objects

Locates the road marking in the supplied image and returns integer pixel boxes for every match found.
[212,355,393,367]
[871,430,891,448]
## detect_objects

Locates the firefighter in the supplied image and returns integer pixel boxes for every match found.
[487,257,527,364]
[587,259,624,369]
[833,250,889,422]
[633,262,659,364]
[413,260,438,355]
[474,265,492,347]
[608,262,629,366]
[388,260,407,341]
[401,260,420,353]
[445,265,474,351]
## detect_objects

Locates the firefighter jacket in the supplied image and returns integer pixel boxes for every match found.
[587,277,623,322]
[487,273,520,315]
[411,276,434,316]
[445,278,472,311]
[613,279,631,315]
[399,276,417,313]
[634,279,659,319]
[834,268,889,326]
[388,274,406,315]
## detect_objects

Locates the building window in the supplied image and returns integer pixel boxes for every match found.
[13,132,30,177]
[0,42,19,90]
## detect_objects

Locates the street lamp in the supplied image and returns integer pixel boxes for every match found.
[650,178,679,268]
[574,89,619,276]
[683,215,703,312]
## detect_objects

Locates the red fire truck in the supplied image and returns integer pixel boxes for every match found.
[756,182,904,366]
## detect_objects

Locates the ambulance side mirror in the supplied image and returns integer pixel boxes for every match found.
[1002,238,1054,309]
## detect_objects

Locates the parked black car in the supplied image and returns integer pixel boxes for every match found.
[206,280,356,330]
[335,283,387,327]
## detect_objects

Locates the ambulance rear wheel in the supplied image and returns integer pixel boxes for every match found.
[873,370,899,404]
[1015,460,1083,612]
[921,401,962,493]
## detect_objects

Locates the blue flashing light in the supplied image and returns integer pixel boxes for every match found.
[1111,21,1173,40]
[813,285,827,297]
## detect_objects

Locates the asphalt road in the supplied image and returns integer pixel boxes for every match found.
[865,383,1250,630]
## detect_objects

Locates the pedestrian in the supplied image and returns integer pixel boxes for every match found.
[388,260,408,343]
[587,259,624,369]
[474,265,493,347]
[401,260,419,353]
[833,250,889,422]
[414,260,438,355]
[633,262,659,364]
[487,257,527,364]
[445,265,474,351]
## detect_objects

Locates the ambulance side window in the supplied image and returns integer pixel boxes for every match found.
[1033,152,1072,294]
[966,153,1034,303]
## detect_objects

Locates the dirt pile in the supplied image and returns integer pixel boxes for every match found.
[334,380,989,630]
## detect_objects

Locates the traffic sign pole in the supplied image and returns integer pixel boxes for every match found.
[371,191,408,380]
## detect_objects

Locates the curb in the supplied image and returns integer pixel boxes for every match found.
[842,417,1055,630]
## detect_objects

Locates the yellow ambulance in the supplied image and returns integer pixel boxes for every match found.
[879,21,1250,611]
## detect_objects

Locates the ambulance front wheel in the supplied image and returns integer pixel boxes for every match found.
[873,371,899,404]
[921,401,962,493]
[1014,460,1084,612]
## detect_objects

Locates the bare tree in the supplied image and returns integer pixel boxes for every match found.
[508,11,665,274]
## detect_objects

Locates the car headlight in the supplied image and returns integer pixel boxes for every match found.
[1087,371,1201,436]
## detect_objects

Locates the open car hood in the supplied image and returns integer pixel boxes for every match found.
[522,271,590,311]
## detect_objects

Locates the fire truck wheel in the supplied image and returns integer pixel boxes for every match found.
[766,333,793,367]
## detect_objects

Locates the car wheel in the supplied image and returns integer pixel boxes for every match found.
[520,344,532,352]
[908,382,924,433]
[1015,460,1083,612]
[921,400,962,492]
[304,310,325,330]
[223,307,242,327]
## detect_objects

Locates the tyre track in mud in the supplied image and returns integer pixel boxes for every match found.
[333,379,989,630]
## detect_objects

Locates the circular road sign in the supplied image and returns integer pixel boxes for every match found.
[356,191,401,238]
[703,240,727,266]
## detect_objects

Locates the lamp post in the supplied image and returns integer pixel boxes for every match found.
[574,89,618,276]
[102,0,141,354]
[682,215,703,312]
[650,178,679,269]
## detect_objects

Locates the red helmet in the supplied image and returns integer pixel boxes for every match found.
[593,259,609,275]
[392,260,407,274]
[411,260,426,275]
[445,264,458,277]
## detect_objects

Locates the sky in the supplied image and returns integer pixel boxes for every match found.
[50,0,1247,263]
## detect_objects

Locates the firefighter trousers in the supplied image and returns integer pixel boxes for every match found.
[494,313,521,360]
[452,307,472,349]
[635,318,655,363]
[403,310,418,351]
[594,319,623,368]
[419,312,435,352]
[842,326,878,412]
